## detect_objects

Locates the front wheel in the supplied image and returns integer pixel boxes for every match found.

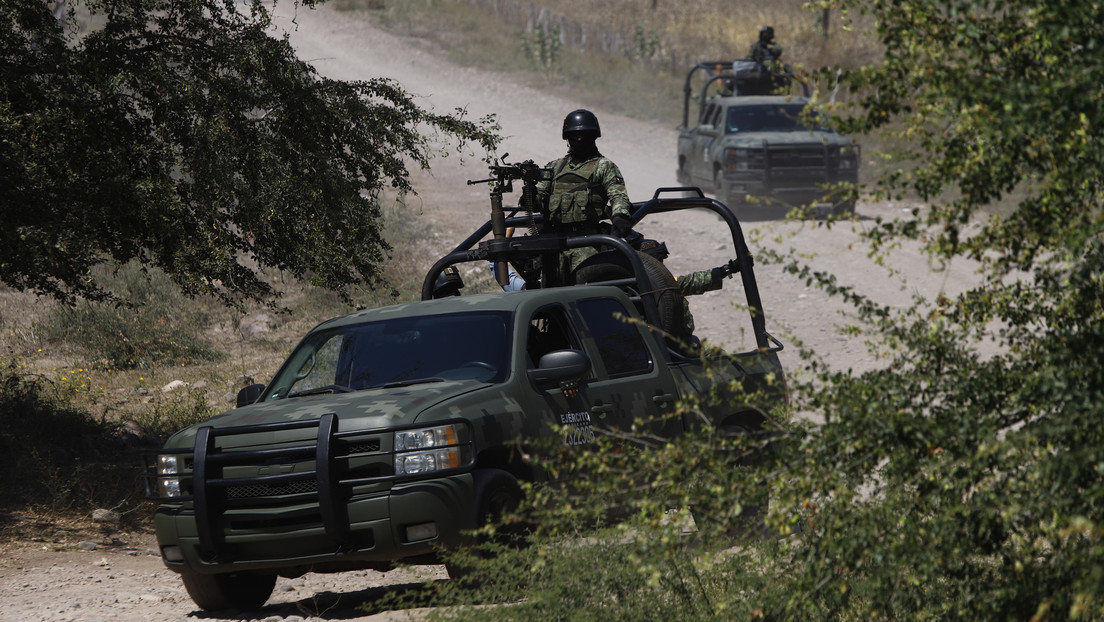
[445,468,525,580]
[181,571,277,611]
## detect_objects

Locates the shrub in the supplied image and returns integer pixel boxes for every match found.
[0,358,134,511]
[38,263,223,370]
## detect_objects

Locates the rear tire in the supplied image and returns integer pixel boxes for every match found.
[690,420,770,540]
[573,250,682,337]
[181,571,276,611]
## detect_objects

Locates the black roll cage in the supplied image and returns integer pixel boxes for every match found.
[420,187,783,358]
[680,60,811,129]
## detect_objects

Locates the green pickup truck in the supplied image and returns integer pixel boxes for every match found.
[143,177,786,612]
[676,60,861,217]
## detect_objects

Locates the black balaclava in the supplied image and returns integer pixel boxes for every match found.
[567,132,600,160]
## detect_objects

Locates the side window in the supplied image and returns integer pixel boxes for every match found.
[708,105,723,128]
[699,103,716,126]
[269,334,342,398]
[527,305,579,368]
[577,298,652,377]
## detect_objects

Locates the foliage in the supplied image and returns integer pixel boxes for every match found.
[128,389,216,444]
[406,370,790,621]
[385,1,1104,621]
[829,0,1104,274]
[38,263,223,369]
[0,357,138,512]
[623,25,660,62]
[0,0,500,309]
[520,20,562,71]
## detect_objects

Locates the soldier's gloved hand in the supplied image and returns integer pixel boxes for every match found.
[611,214,633,238]
[709,259,740,287]
[709,266,727,289]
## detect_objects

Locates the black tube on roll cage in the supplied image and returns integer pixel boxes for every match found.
[421,230,665,332]
[630,188,773,351]
[420,189,780,354]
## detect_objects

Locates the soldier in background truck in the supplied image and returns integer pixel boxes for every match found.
[676,60,860,217]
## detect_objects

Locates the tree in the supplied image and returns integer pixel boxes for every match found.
[0,0,500,307]
[411,2,1104,620]
[751,1,1104,618]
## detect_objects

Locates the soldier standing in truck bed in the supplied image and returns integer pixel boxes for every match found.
[748,25,783,64]
[534,109,634,286]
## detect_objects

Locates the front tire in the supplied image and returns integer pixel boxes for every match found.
[713,167,726,202]
[181,571,276,611]
[445,468,525,580]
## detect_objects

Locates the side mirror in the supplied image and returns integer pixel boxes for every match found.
[236,383,266,408]
[528,349,591,391]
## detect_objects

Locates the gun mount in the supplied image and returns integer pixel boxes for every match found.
[468,155,553,286]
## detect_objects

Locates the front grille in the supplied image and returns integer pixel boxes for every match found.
[766,147,833,168]
[227,478,319,499]
[144,414,475,563]
[346,439,381,454]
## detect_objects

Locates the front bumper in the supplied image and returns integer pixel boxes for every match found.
[723,171,856,212]
[155,473,476,575]
[144,413,477,575]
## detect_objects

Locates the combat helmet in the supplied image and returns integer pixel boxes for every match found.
[562,109,601,139]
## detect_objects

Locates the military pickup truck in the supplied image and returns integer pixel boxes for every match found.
[676,60,860,217]
[143,167,786,612]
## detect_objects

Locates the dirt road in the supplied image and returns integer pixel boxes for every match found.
[1,4,982,620]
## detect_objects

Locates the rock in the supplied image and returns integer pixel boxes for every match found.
[91,509,120,524]
[160,380,186,393]
[114,419,146,444]
[78,541,98,551]
[239,314,275,340]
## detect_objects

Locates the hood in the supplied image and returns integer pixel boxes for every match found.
[163,379,488,450]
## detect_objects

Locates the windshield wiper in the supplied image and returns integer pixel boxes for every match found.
[380,377,445,389]
[286,384,355,399]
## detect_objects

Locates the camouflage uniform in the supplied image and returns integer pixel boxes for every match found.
[537,154,631,282]
[672,269,726,348]
[748,41,783,64]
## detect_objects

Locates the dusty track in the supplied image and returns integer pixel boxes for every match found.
[0,4,982,620]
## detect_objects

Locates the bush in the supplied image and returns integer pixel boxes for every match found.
[0,358,136,512]
[37,263,223,370]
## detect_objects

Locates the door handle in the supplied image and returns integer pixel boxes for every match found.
[653,393,675,406]
[589,404,614,417]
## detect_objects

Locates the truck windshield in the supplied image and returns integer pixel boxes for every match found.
[263,311,513,400]
[725,104,829,133]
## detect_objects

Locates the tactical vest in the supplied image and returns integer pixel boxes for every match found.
[547,157,610,225]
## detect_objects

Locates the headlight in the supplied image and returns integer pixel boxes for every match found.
[839,145,860,169]
[395,448,463,475]
[158,455,178,474]
[157,455,182,498]
[725,148,754,171]
[395,424,457,451]
[394,424,470,476]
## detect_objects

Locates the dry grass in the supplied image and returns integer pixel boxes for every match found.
[0,203,431,440]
